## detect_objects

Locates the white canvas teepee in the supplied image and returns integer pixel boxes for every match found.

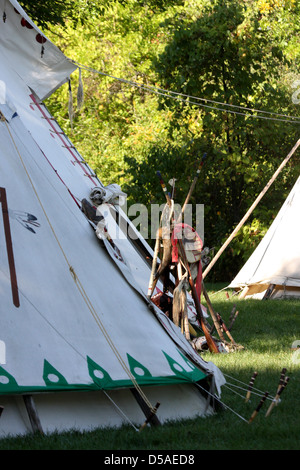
[229,175,300,299]
[0,0,224,437]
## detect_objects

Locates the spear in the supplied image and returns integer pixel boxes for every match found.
[156,171,172,207]
[147,172,173,298]
[177,153,207,224]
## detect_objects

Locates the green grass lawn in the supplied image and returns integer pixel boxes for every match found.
[1,283,299,450]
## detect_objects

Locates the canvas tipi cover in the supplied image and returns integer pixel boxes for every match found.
[229,176,300,299]
[0,0,224,437]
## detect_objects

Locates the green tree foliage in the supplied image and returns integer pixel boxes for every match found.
[18,0,101,28]
[43,0,300,281]
[46,2,176,187]
[149,0,300,279]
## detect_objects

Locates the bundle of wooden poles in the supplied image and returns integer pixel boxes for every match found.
[147,158,242,354]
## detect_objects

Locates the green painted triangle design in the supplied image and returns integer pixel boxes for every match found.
[163,351,187,376]
[176,349,197,371]
[87,356,114,389]
[177,349,207,381]
[127,354,153,379]
[162,350,207,382]
[0,365,19,392]
[43,360,69,387]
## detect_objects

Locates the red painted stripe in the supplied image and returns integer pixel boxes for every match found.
[0,188,20,307]
[37,144,81,209]
[30,94,98,186]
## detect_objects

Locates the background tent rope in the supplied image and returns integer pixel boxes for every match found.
[68,59,300,125]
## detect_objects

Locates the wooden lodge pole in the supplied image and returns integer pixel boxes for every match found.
[203,138,300,279]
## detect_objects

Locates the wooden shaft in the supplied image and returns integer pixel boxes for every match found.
[228,310,239,331]
[156,171,172,207]
[216,312,237,345]
[0,187,20,307]
[203,138,300,279]
[201,283,226,343]
[275,368,287,407]
[277,368,287,394]
[151,172,174,296]
[23,395,44,434]
[262,284,275,300]
[147,232,160,299]
[279,376,289,394]
[179,153,207,222]
[265,376,289,417]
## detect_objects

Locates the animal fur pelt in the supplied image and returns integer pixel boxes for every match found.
[173,276,190,340]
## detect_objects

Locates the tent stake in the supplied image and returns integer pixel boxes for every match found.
[139,402,160,431]
[276,368,287,395]
[245,371,258,403]
[23,395,44,435]
[265,376,289,417]
[130,389,161,428]
[203,137,300,279]
[262,284,276,300]
[248,391,269,423]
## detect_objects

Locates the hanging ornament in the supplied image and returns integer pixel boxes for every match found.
[36,33,46,58]
[77,67,84,111]
[3,0,6,21]
[68,79,74,129]
[21,17,33,29]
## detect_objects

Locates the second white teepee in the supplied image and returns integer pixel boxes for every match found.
[229,176,300,299]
